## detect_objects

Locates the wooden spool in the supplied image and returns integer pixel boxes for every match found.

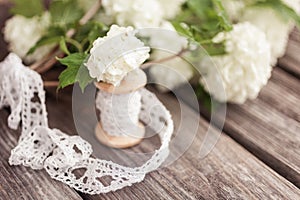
[94,69,147,148]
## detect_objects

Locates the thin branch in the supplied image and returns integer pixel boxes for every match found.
[29,0,102,72]
[79,0,102,25]
[141,49,188,69]
[43,81,59,87]
[30,47,59,70]
[36,51,64,74]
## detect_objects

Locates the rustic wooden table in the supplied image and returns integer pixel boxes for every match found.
[0,4,300,200]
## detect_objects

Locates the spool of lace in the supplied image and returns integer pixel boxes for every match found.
[2,53,174,194]
[94,69,146,148]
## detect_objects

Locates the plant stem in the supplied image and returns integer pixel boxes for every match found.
[141,48,188,69]
[36,51,64,74]
[30,47,59,70]
[29,0,102,74]
[44,81,59,87]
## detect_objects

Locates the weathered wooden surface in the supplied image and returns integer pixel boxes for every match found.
[0,111,83,200]
[179,67,300,189]
[225,67,300,183]
[176,39,300,189]
[5,81,300,199]
[44,87,300,199]
[279,29,300,77]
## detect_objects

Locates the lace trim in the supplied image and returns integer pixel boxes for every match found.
[0,53,174,194]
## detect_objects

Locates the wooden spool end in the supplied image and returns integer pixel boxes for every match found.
[94,68,147,94]
[95,122,145,149]
[94,68,147,148]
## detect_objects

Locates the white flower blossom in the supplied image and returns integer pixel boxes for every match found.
[101,0,185,28]
[222,0,247,21]
[158,0,185,19]
[199,22,272,104]
[85,25,150,86]
[102,0,163,28]
[3,13,52,63]
[240,0,300,65]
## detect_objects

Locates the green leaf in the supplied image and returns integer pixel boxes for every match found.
[187,0,212,20]
[253,0,300,28]
[212,0,233,31]
[172,0,232,56]
[76,63,95,92]
[74,21,108,52]
[172,22,194,39]
[50,0,84,27]
[58,53,94,92]
[27,26,65,55]
[59,37,71,55]
[10,0,44,17]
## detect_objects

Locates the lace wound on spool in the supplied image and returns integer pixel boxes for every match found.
[96,90,142,137]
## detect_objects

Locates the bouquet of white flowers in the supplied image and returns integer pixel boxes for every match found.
[3,0,300,104]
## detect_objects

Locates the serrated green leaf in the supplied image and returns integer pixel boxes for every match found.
[50,0,84,27]
[73,21,108,52]
[76,63,95,92]
[58,53,94,92]
[10,0,44,17]
[172,0,232,56]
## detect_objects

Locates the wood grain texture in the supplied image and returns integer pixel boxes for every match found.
[259,68,300,122]
[177,67,300,189]
[0,111,82,200]
[42,85,300,199]
[223,68,300,188]
[279,29,300,78]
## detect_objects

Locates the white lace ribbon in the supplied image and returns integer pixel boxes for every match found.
[96,90,142,137]
[0,53,174,195]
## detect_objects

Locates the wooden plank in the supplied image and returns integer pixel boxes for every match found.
[0,110,83,200]
[43,85,300,199]
[278,29,300,78]
[259,68,300,122]
[177,67,300,188]
[223,68,300,187]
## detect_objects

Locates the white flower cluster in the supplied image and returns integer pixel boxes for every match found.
[223,0,300,65]
[221,0,247,21]
[85,25,150,86]
[3,13,52,63]
[198,0,300,103]
[199,22,272,104]
[102,0,185,28]
[240,0,300,65]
